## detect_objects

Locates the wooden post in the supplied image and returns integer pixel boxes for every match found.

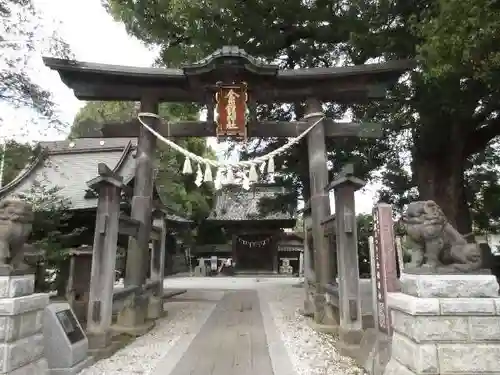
[66,254,76,306]
[148,215,167,319]
[305,98,336,326]
[327,164,365,349]
[120,98,158,332]
[302,209,315,317]
[86,164,123,351]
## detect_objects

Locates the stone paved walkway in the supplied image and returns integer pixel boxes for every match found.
[164,290,275,375]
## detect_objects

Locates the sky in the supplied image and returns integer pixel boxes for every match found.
[1,0,380,214]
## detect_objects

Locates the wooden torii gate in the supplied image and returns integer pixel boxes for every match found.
[44,46,413,331]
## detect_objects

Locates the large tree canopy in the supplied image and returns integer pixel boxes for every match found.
[103,0,500,234]
[1,0,70,133]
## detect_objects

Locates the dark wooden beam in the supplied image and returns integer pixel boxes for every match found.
[88,119,382,139]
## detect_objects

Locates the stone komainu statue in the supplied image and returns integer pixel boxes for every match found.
[401,200,482,273]
[0,198,34,271]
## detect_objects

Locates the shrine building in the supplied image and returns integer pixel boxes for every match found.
[206,184,297,274]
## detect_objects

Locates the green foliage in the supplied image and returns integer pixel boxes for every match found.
[1,0,71,131]
[102,0,500,234]
[21,182,85,293]
[71,100,216,223]
[0,140,35,186]
[357,214,373,277]
[419,0,500,79]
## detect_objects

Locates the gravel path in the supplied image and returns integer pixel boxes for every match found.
[80,297,217,375]
[259,286,366,375]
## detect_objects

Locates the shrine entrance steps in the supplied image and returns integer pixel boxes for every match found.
[152,290,293,375]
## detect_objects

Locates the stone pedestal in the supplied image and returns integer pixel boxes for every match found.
[384,273,500,375]
[0,273,49,374]
[114,293,154,337]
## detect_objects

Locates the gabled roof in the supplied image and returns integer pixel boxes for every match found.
[207,184,296,223]
[0,138,137,210]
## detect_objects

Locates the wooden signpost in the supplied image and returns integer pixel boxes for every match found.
[371,204,398,335]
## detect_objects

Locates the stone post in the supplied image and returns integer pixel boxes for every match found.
[148,215,166,319]
[119,98,158,333]
[384,273,500,375]
[305,98,335,325]
[327,164,364,353]
[86,164,122,354]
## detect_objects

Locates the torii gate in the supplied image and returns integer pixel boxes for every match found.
[44,46,413,333]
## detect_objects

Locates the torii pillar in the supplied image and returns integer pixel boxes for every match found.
[116,98,159,334]
[305,98,337,326]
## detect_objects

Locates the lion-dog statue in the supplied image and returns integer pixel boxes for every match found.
[401,200,482,273]
[0,198,34,271]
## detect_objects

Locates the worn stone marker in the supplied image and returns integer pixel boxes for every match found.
[43,302,93,374]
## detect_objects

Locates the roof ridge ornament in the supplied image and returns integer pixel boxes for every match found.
[182,46,279,77]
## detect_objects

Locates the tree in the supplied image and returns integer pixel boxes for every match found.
[1,0,70,134]
[22,182,85,294]
[0,140,35,187]
[71,100,216,224]
[103,0,500,234]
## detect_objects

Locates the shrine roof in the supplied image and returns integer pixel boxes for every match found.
[0,138,137,210]
[0,138,190,224]
[43,46,415,103]
[207,184,296,224]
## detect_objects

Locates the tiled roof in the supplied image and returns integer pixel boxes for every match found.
[207,184,295,221]
[0,138,136,210]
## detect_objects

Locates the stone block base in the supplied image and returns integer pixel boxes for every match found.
[112,320,154,337]
[0,275,35,299]
[306,319,338,334]
[356,329,392,375]
[337,328,364,358]
[384,273,500,375]
[48,356,94,375]
[147,296,164,320]
[400,272,499,298]
[0,334,44,373]
[9,357,47,375]
[0,282,49,375]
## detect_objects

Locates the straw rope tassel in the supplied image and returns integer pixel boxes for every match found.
[214,168,223,190]
[259,161,266,173]
[267,156,275,173]
[195,164,203,186]
[204,164,213,182]
[242,172,250,190]
[182,157,193,174]
[226,167,234,184]
[249,164,258,183]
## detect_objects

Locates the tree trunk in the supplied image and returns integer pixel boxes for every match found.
[413,154,472,235]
